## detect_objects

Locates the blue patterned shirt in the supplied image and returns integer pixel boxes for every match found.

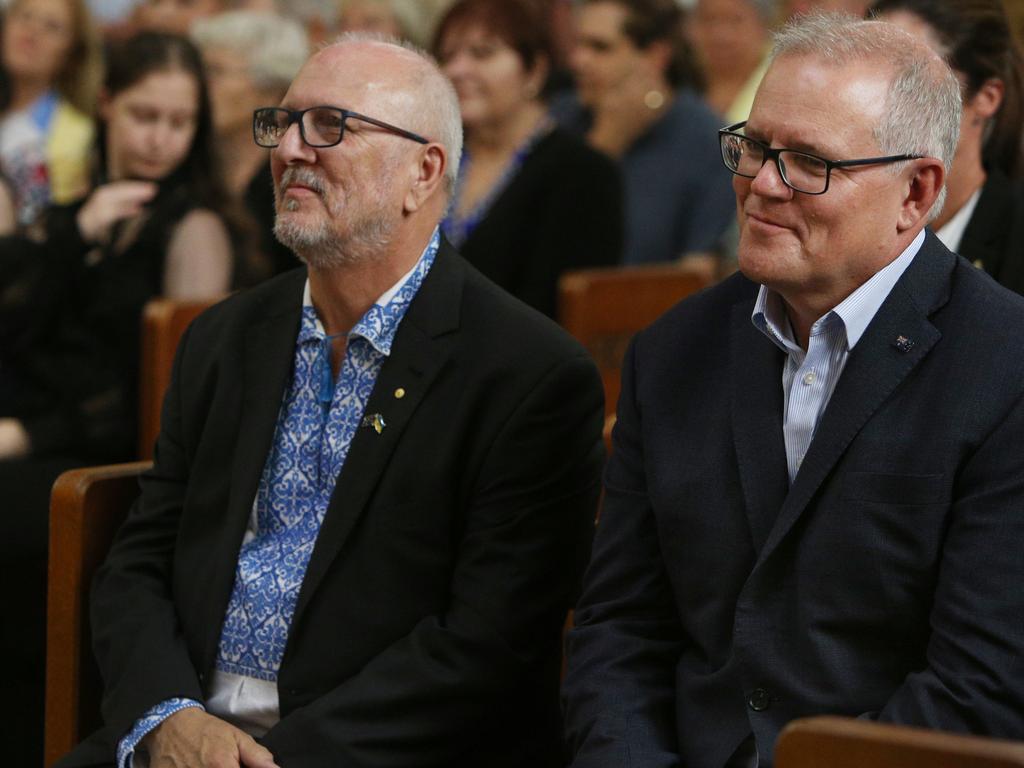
[116,229,440,767]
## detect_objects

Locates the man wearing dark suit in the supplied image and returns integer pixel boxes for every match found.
[61,34,604,768]
[563,13,1024,768]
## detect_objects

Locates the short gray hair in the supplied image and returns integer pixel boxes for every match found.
[323,32,463,199]
[771,13,961,220]
[192,11,310,93]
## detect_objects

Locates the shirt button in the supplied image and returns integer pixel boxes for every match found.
[748,687,772,712]
[802,371,816,385]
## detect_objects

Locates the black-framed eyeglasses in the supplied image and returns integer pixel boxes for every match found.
[253,106,429,149]
[718,121,926,195]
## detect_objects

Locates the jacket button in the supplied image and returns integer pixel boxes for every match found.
[748,687,771,711]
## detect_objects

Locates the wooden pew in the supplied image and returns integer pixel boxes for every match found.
[138,298,219,459]
[44,462,149,766]
[775,716,1024,768]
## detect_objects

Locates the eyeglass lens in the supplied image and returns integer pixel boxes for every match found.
[722,134,829,194]
[255,108,346,148]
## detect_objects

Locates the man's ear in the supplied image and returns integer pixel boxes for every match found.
[897,158,945,232]
[404,142,447,213]
[969,77,1004,121]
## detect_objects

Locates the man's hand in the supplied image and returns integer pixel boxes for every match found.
[143,708,281,768]
[76,181,157,245]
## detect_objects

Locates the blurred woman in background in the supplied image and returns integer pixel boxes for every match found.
[871,0,1024,294]
[337,0,429,45]
[435,0,623,318]
[1,31,233,464]
[688,0,774,122]
[193,9,309,276]
[0,32,233,767]
[0,0,101,232]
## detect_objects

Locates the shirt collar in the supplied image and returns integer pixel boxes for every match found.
[752,228,926,353]
[298,227,440,355]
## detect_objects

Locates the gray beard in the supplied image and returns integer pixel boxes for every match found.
[273,170,397,270]
[275,213,396,270]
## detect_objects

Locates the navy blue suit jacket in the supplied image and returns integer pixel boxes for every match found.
[563,231,1024,768]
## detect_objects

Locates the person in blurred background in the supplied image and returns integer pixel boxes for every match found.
[435,0,623,318]
[0,34,233,765]
[0,65,16,234]
[337,0,428,45]
[871,0,1024,294]
[688,0,774,122]
[133,0,224,34]
[554,0,735,267]
[193,9,309,277]
[0,0,101,233]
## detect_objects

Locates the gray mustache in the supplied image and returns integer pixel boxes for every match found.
[280,167,326,195]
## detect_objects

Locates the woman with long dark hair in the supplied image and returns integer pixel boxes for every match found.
[1,30,233,463]
[0,34,233,764]
[871,0,1024,293]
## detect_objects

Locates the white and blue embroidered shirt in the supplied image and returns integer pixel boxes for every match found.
[752,229,924,482]
[116,229,440,767]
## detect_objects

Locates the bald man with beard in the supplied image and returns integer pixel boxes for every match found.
[60,35,604,768]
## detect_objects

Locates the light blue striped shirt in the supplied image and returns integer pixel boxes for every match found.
[752,229,925,482]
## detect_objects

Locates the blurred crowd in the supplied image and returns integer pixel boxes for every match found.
[2,0,1024,763]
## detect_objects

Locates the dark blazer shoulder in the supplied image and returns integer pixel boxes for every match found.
[445,242,596,368]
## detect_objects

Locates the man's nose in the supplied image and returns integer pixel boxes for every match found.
[749,156,792,199]
[273,121,316,165]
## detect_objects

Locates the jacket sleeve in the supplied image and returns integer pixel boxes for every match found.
[870,384,1024,734]
[562,338,683,768]
[260,353,605,767]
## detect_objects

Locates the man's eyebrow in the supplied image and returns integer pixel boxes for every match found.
[745,125,834,158]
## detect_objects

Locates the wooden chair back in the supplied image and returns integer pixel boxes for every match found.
[775,716,1024,768]
[139,298,218,458]
[45,462,150,767]
[558,266,710,417]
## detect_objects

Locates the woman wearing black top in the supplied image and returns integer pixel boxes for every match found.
[435,0,624,319]
[0,34,233,765]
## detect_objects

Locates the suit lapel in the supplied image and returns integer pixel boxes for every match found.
[200,272,306,668]
[730,295,789,553]
[290,244,464,626]
[754,234,955,569]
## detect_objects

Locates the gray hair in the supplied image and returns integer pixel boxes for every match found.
[322,32,463,199]
[192,11,310,93]
[771,13,962,220]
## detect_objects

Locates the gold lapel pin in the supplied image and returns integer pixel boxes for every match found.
[361,413,386,434]
[394,388,406,399]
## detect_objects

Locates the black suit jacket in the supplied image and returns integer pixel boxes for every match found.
[957,169,1024,297]
[63,241,605,768]
[563,232,1024,768]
